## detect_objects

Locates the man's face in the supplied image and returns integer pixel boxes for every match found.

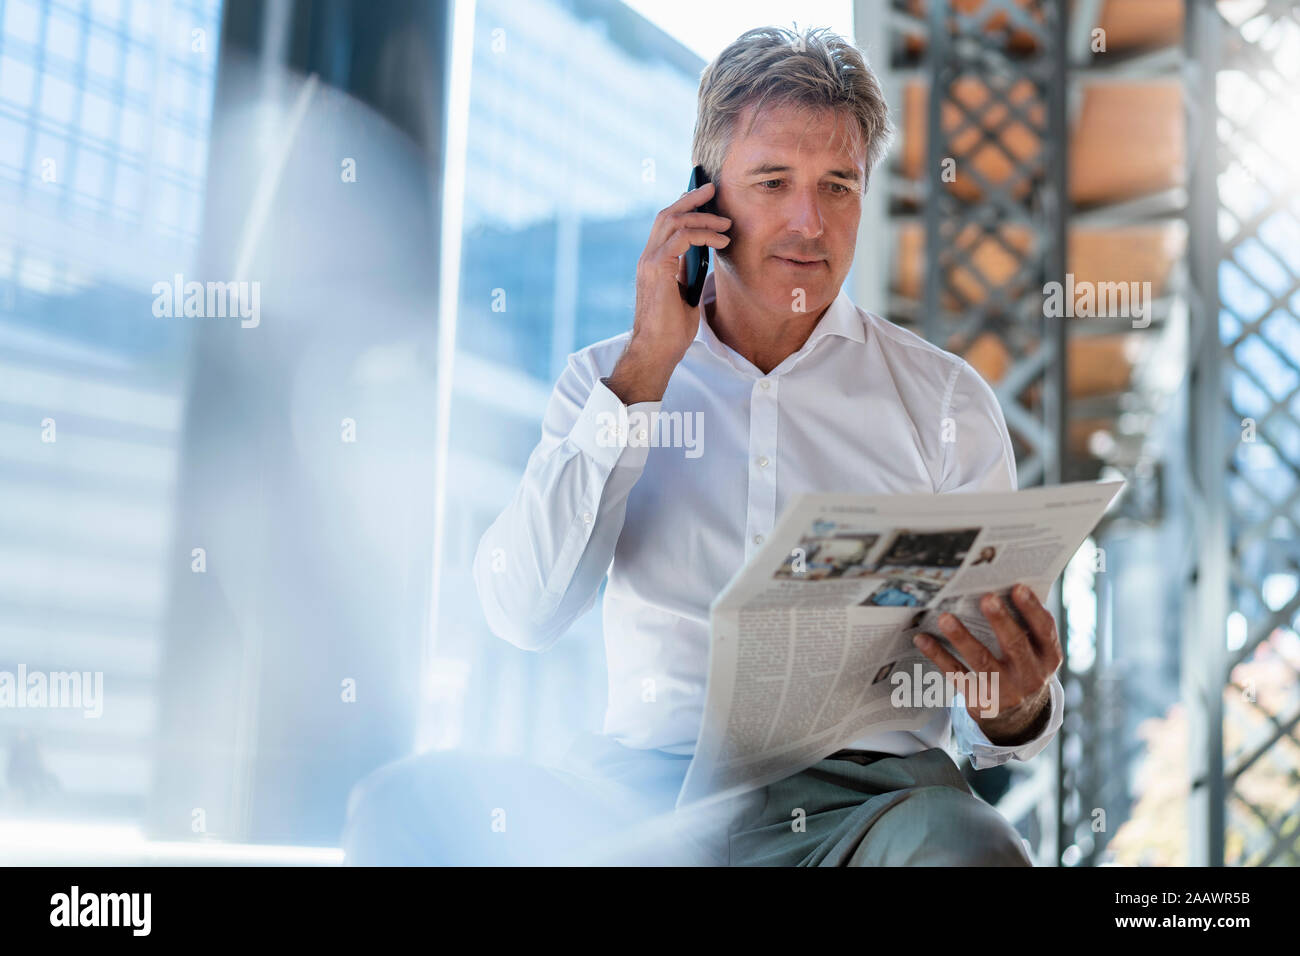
[714,100,866,317]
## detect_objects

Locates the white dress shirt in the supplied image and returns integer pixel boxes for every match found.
[474,270,1063,769]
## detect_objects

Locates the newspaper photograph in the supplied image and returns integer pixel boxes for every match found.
[676,480,1125,809]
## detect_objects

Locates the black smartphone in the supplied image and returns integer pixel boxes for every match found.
[683,164,720,307]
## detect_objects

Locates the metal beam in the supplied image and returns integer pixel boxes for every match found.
[1184,0,1227,867]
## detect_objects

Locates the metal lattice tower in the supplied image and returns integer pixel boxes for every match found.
[914,0,1072,862]
[1186,0,1300,867]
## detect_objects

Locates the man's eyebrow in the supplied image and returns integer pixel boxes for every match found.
[742,163,863,183]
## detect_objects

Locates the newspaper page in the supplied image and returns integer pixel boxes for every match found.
[675,479,1124,809]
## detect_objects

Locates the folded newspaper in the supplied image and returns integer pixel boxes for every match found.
[675,479,1125,809]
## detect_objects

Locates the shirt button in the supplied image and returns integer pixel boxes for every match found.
[753,534,765,545]
[582,512,593,524]
[759,380,771,390]
[757,455,769,468]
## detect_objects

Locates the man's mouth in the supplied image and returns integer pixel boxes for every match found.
[774,256,827,267]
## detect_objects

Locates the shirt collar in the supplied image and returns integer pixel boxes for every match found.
[691,269,865,376]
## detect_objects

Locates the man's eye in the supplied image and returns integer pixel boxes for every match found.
[760,179,783,189]
[828,183,850,195]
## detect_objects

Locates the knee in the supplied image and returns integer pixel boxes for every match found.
[855,785,1032,867]
[346,753,428,822]
[345,751,448,824]
[342,750,492,866]
[914,786,1030,866]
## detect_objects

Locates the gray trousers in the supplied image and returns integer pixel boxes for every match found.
[341,731,1032,866]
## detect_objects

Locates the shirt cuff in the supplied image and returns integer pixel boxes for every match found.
[951,672,1064,770]
[568,376,664,471]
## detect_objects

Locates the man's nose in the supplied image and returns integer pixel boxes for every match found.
[786,186,825,239]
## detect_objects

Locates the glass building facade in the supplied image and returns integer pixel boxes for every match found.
[0,0,222,822]
[433,0,703,757]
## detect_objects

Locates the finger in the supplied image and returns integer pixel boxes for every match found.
[914,632,971,675]
[674,210,732,230]
[663,179,716,217]
[650,212,732,255]
[980,592,1036,674]
[660,226,732,260]
[913,634,976,698]
[936,613,1001,675]
[1010,583,1062,666]
[652,184,724,247]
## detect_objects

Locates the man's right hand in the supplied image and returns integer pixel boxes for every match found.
[605,181,731,405]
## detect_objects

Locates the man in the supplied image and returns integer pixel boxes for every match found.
[343,24,1062,867]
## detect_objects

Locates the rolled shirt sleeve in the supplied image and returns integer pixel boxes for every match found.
[951,672,1064,770]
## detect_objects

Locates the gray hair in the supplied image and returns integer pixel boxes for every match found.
[691,25,894,187]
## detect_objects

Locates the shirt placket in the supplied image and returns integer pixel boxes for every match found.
[744,375,779,562]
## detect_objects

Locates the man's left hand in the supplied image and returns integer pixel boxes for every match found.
[912,583,1060,746]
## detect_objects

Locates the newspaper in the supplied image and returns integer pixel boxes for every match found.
[675,479,1124,809]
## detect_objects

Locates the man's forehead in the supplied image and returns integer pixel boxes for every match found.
[731,101,866,171]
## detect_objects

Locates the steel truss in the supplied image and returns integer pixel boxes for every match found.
[1186,0,1300,867]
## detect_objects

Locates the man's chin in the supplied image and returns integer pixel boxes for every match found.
[720,262,840,313]
[761,275,835,312]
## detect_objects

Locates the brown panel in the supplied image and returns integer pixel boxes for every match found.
[1069,418,1112,461]
[892,220,1035,305]
[904,0,1046,53]
[1096,0,1184,50]
[894,221,923,301]
[963,332,1134,400]
[1070,335,1134,397]
[1071,83,1184,204]
[901,82,1184,207]
[902,82,928,182]
[902,2,1183,58]
[1069,225,1185,297]
[900,79,1042,201]
[963,330,1013,384]
[893,223,1184,307]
